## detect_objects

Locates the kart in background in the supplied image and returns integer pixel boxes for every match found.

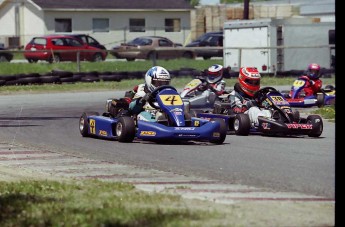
[180,78,229,114]
[280,76,335,107]
[197,87,323,137]
[79,85,227,144]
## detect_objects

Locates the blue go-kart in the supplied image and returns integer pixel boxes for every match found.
[79,85,227,144]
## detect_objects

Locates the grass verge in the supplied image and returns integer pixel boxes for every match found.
[0,179,227,226]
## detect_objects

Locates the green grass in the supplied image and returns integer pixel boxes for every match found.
[0,59,223,75]
[0,180,229,226]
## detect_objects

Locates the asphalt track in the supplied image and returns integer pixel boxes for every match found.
[0,92,335,225]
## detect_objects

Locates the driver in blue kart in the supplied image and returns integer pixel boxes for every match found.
[128,66,171,121]
[227,67,271,126]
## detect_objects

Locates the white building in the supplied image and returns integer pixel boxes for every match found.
[0,0,193,49]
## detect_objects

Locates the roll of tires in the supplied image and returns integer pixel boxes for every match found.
[39,76,61,84]
[80,76,100,83]
[99,74,122,82]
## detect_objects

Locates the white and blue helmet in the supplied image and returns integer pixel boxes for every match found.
[206,64,224,84]
[145,66,171,92]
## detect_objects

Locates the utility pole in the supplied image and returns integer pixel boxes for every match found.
[243,0,250,19]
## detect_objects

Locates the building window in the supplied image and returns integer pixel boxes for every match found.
[129,19,145,32]
[55,19,72,32]
[93,18,109,32]
[165,18,181,32]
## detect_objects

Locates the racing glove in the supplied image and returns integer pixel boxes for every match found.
[140,93,151,104]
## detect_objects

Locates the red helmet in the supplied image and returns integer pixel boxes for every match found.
[307,63,321,79]
[238,67,261,97]
[206,64,223,84]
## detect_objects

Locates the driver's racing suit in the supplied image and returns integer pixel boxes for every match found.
[128,84,162,122]
[228,83,271,126]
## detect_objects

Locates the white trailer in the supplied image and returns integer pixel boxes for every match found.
[223,18,335,73]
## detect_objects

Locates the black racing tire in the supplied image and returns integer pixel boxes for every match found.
[209,118,227,144]
[116,116,136,143]
[233,113,251,136]
[324,85,335,91]
[316,93,325,108]
[79,112,100,137]
[39,76,61,84]
[307,115,323,137]
[126,58,135,61]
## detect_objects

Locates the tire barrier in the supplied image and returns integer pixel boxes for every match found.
[0,67,334,87]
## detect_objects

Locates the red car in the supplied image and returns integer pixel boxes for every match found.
[24,34,107,63]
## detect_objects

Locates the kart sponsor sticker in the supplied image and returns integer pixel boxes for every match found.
[174,127,196,130]
[286,123,312,129]
[194,121,200,127]
[140,131,156,136]
[186,79,201,87]
[293,79,306,87]
[89,119,96,134]
[270,96,289,105]
[159,95,183,105]
[170,108,183,113]
[99,130,107,136]
[304,99,315,104]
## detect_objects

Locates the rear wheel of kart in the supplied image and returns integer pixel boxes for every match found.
[233,113,251,136]
[116,116,136,143]
[209,118,227,144]
[325,85,335,91]
[307,115,323,137]
[316,93,325,108]
[79,112,99,137]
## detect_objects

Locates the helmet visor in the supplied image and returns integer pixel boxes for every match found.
[245,78,260,86]
[310,69,319,74]
[152,79,170,87]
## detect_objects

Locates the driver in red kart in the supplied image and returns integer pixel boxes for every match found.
[227,67,271,126]
[197,64,227,96]
[294,63,322,97]
[128,66,171,122]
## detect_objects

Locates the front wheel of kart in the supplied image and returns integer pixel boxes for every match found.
[316,93,325,108]
[209,118,227,144]
[307,115,323,137]
[115,116,136,142]
[233,113,251,136]
[79,112,100,137]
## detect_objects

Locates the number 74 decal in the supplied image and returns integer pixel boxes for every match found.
[159,95,183,105]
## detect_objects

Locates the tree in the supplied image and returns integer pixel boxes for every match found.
[188,0,200,7]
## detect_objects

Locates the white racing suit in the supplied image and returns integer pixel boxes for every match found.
[228,87,271,127]
[128,84,163,122]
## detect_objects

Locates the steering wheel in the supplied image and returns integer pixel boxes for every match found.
[147,85,177,109]
[253,86,277,105]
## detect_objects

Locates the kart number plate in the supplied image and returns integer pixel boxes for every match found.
[159,95,183,105]
[293,79,306,87]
